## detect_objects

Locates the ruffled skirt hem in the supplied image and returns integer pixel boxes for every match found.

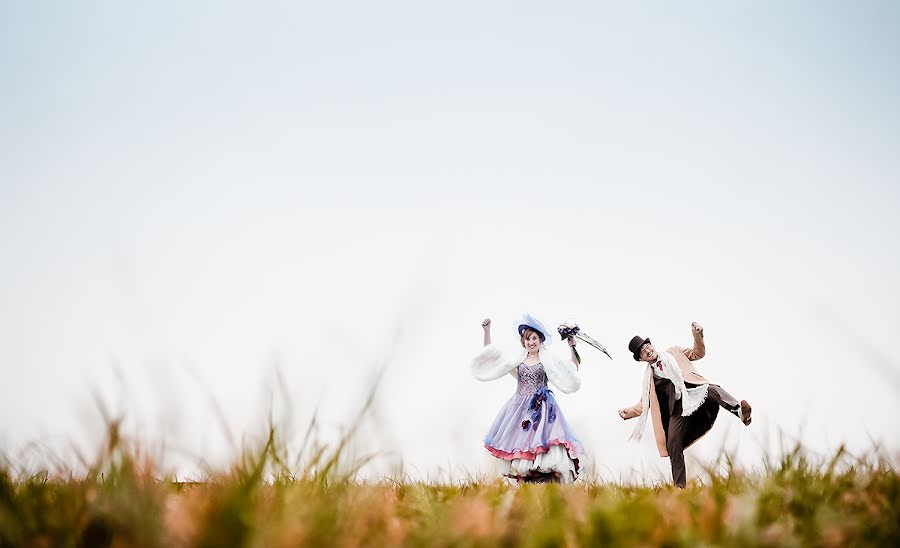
[497,444,580,484]
[484,438,579,461]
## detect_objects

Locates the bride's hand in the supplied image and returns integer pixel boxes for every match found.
[482,318,491,329]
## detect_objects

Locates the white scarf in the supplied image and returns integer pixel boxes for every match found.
[629,350,709,442]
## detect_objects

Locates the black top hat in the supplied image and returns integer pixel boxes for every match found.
[628,335,651,361]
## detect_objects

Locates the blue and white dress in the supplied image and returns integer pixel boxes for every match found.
[472,345,585,483]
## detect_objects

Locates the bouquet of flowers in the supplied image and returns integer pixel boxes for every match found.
[558,322,612,362]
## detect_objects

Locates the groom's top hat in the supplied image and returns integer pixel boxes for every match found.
[628,335,650,361]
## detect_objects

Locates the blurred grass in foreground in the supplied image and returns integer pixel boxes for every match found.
[0,417,897,547]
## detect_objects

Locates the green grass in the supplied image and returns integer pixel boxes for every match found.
[1,419,897,547]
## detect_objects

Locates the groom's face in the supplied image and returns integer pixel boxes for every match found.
[638,342,658,362]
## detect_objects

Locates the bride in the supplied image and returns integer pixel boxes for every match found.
[471,314,585,483]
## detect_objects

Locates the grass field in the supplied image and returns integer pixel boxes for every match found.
[1,419,897,547]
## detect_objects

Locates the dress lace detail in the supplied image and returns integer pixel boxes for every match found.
[516,363,548,395]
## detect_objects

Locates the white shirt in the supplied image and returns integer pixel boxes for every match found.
[650,358,681,399]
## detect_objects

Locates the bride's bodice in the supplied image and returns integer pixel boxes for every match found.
[516,362,548,395]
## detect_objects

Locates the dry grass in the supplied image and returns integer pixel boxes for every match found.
[1,418,897,547]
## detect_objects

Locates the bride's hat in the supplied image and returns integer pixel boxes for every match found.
[514,313,552,345]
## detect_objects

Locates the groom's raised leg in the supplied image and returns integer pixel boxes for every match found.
[704,384,751,425]
[706,384,738,411]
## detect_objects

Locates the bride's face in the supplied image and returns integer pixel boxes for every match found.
[521,330,542,353]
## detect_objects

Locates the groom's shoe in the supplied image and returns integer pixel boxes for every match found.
[739,400,752,425]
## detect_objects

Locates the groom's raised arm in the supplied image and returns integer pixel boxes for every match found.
[682,321,706,361]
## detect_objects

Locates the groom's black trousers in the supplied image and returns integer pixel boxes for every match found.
[653,377,740,488]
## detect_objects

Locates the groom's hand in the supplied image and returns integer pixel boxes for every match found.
[692,322,703,336]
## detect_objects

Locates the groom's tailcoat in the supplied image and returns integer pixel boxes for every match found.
[620,333,716,457]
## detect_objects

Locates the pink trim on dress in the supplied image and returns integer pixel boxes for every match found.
[485,439,579,461]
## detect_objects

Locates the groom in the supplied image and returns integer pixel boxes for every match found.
[617,322,751,488]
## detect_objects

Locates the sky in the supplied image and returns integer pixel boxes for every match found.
[1,1,899,483]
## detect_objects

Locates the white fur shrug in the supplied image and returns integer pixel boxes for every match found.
[471,344,582,393]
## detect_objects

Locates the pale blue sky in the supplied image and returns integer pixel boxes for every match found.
[1,1,898,480]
